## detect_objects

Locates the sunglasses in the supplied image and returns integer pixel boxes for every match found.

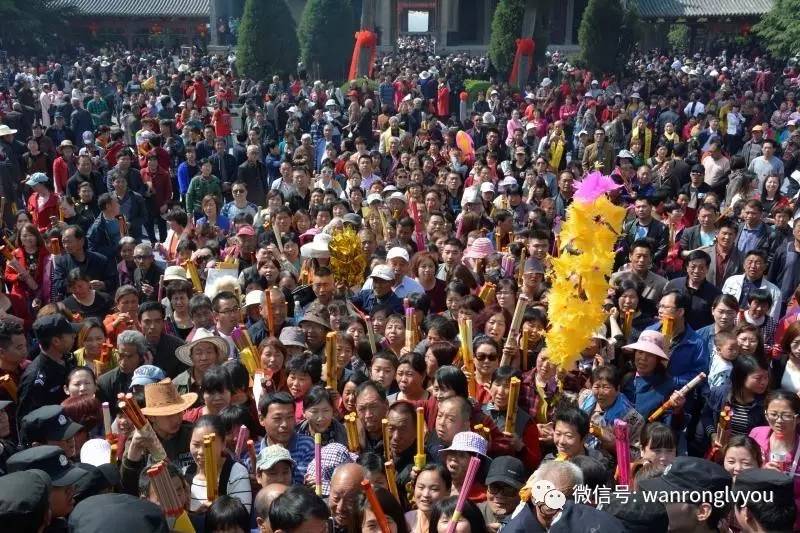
[475,351,499,362]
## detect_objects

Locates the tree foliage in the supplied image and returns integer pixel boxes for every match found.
[0,0,76,52]
[753,0,800,57]
[298,0,356,81]
[578,0,640,74]
[489,0,525,76]
[237,0,299,80]
[667,23,689,55]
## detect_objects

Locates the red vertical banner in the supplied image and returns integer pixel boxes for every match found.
[509,38,536,88]
[348,30,378,81]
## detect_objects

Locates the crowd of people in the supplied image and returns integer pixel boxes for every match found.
[0,38,798,533]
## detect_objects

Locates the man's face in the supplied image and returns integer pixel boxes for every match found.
[329,473,361,528]
[191,306,214,329]
[697,208,715,228]
[634,200,652,220]
[261,403,295,444]
[51,484,76,517]
[558,175,573,195]
[388,257,407,283]
[487,481,521,518]
[386,409,415,456]
[0,333,27,365]
[256,460,292,488]
[372,277,392,297]
[763,143,775,157]
[629,246,652,273]
[312,274,334,304]
[140,309,165,343]
[427,215,445,235]
[717,227,736,250]
[61,230,83,255]
[214,297,240,332]
[134,248,154,271]
[742,206,762,227]
[117,343,142,374]
[77,157,91,174]
[355,387,387,435]
[744,254,766,280]
[528,238,549,261]
[435,399,467,445]
[300,321,325,351]
[442,245,462,268]
[553,420,583,457]
[664,503,707,533]
[686,259,708,286]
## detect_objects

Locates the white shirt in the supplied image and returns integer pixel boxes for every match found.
[361,275,426,299]
[781,360,800,394]
[684,101,706,117]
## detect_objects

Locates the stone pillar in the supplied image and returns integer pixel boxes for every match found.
[361,0,376,31]
[378,0,392,46]
[209,0,219,45]
[565,0,575,44]
[439,0,450,50]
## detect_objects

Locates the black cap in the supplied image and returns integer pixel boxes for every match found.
[550,502,626,532]
[485,456,526,490]
[733,467,795,506]
[68,493,168,533]
[524,257,545,274]
[21,405,83,444]
[73,463,119,503]
[601,491,668,533]
[6,445,87,487]
[32,314,80,342]
[690,164,704,174]
[640,457,731,503]
[0,470,51,523]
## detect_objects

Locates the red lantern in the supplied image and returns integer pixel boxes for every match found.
[151,23,162,35]
[459,91,468,102]
[196,23,207,36]
[88,22,99,36]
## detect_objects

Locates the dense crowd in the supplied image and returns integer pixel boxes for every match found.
[0,40,798,533]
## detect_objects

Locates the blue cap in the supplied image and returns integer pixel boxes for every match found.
[129,365,166,388]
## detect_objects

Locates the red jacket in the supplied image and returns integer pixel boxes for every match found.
[187,80,207,108]
[3,245,50,309]
[141,166,173,209]
[27,192,60,233]
[53,155,74,194]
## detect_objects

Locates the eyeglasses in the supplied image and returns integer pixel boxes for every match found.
[475,352,499,362]
[487,484,517,497]
[766,412,797,422]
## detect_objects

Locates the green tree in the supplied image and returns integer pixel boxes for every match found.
[489,0,525,76]
[0,0,76,52]
[578,0,638,74]
[667,23,689,55]
[237,0,299,80]
[298,0,357,81]
[754,0,800,57]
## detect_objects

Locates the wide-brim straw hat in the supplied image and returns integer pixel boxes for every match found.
[174,328,229,367]
[140,379,198,416]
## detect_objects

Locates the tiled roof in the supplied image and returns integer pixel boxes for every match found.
[54,0,210,17]
[637,0,773,19]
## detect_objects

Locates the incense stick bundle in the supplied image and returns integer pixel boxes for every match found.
[102,402,112,438]
[365,315,378,354]
[157,275,165,302]
[247,440,256,474]
[0,375,17,401]
[272,223,284,254]
[314,433,322,496]
[415,406,426,469]
[0,245,13,262]
[648,372,706,422]
[147,462,183,516]
[117,215,128,236]
[446,457,481,533]
[117,393,167,462]
[264,289,276,337]
[458,318,476,397]
[614,420,631,486]
[181,260,203,292]
[478,282,495,304]
[49,237,62,255]
[520,330,530,372]
[344,413,360,452]
[325,331,338,391]
[385,461,400,501]
[622,310,633,341]
[203,434,218,501]
[382,418,392,462]
[508,294,529,337]
[661,317,674,345]
[503,377,521,435]
[404,305,418,350]
[234,425,249,457]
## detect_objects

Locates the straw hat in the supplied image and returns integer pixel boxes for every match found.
[622,330,668,360]
[174,328,229,367]
[140,379,198,416]
[162,266,187,282]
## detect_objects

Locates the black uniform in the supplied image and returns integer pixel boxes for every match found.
[17,352,74,421]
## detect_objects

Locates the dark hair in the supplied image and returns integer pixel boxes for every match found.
[746,287,773,307]
[286,354,322,383]
[195,414,226,437]
[205,495,250,533]
[434,365,468,398]
[258,391,295,418]
[590,365,622,388]
[570,455,611,490]
[554,407,590,438]
[445,279,469,297]
[357,486,410,533]
[356,451,385,478]
[490,365,521,386]
[744,249,767,263]
[730,355,768,404]
[406,292,431,315]
[97,192,116,211]
[66,365,97,387]
[201,365,234,395]
[661,289,690,313]
[427,341,459,368]
[372,350,399,371]
[424,315,458,341]
[722,434,762,467]
[642,422,676,451]
[189,294,213,316]
[355,380,388,402]
[414,463,452,492]
[166,281,193,301]
[303,385,334,410]
[269,485,330,530]
[218,403,250,436]
[765,389,800,414]
[397,351,427,376]
[686,249,711,266]
[138,460,184,499]
[430,496,486,533]
[222,359,250,392]
[712,293,739,311]
[137,301,165,320]
[629,239,653,255]
[0,319,24,349]
[212,291,239,312]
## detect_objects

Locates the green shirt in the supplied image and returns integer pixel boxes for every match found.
[86,98,110,126]
[186,174,222,214]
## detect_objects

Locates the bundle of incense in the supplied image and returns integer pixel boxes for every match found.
[272,223,284,254]
[147,461,183,517]
[614,420,631,486]
[378,207,389,241]
[555,452,569,461]
[157,275,165,302]
[102,402,113,438]
[502,255,515,278]
[109,441,117,464]
[382,418,392,462]
[0,375,17,401]
[404,304,417,351]
[263,289,276,337]
[458,318,476,397]
[361,479,391,533]
[49,237,62,255]
[344,413,360,452]
[246,440,257,474]
[508,294,529,336]
[385,461,400,501]
[517,248,526,285]
[2,236,13,249]
[590,423,603,438]
[622,310,633,341]
[661,316,674,345]
[479,424,491,445]
[415,406,426,469]
[117,215,128,236]
[706,405,733,460]
[478,282,496,304]
[446,456,481,533]
[0,245,13,262]
[314,433,322,496]
[234,425,249,457]
[325,331,338,391]
[9,202,15,216]
[647,372,706,422]
[181,260,203,292]
[503,377,521,435]
[203,434,218,501]
[520,330,530,372]
[365,315,378,354]
[117,392,167,462]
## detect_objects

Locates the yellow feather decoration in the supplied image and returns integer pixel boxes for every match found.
[545,189,625,371]
[329,226,367,289]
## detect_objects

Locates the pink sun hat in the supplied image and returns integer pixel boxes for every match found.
[463,237,495,260]
[623,330,669,360]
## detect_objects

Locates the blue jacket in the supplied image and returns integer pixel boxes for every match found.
[86,214,121,260]
[350,289,404,316]
[622,372,675,422]
[647,322,708,389]
[176,162,197,196]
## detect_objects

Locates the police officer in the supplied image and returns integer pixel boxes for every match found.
[20,405,83,459]
[7,445,87,533]
[17,316,79,421]
[0,470,52,532]
[69,493,169,532]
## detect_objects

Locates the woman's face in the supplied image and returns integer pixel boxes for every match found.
[744,369,769,396]
[724,446,757,478]
[82,327,105,356]
[737,331,759,355]
[484,313,506,343]
[203,388,231,415]
[474,343,500,378]
[765,398,798,437]
[370,358,396,390]
[70,279,91,299]
[20,228,38,250]
[445,292,463,315]
[345,323,365,346]
[384,319,404,347]
[170,292,189,312]
[304,400,334,434]
[118,293,139,314]
[190,425,223,468]
[417,258,436,281]
[283,241,299,261]
[633,350,659,376]
[260,345,285,373]
[765,176,780,194]
[342,381,358,413]
[642,443,675,469]
[437,514,471,533]
[15,214,31,230]
[496,287,516,311]
[424,348,439,379]
[120,243,135,262]
[414,470,447,514]
[396,363,423,394]
[591,378,618,409]
[202,201,216,218]
[66,370,96,398]
[295,215,311,234]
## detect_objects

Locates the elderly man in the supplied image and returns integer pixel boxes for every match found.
[139,301,187,378]
[237,144,267,206]
[360,247,425,298]
[328,463,366,533]
[354,380,390,456]
[254,483,289,533]
[132,243,164,302]
[480,456,526,532]
[248,286,291,346]
[352,264,404,315]
[97,330,150,415]
[172,328,228,400]
[256,392,314,485]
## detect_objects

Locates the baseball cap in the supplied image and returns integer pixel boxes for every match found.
[82,131,94,144]
[732,467,795,507]
[69,493,168,533]
[7,445,87,487]
[256,444,296,472]
[243,290,264,308]
[0,470,51,524]
[386,247,410,263]
[388,191,407,204]
[25,172,49,188]
[690,164,704,174]
[369,264,395,281]
[751,125,763,132]
[278,326,307,348]
[32,315,80,342]
[485,456,526,490]
[236,225,256,237]
[21,405,83,444]
[129,365,166,388]
[524,258,545,274]
[480,182,495,193]
[366,193,383,204]
[342,213,362,228]
[640,457,732,503]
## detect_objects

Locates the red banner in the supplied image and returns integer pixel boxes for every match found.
[509,38,535,87]
[348,30,378,81]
